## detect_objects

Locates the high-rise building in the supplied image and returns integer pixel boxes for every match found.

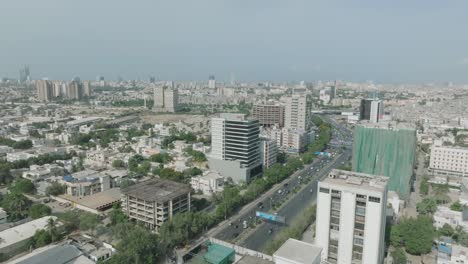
[259,138,277,169]
[360,99,384,123]
[82,81,92,97]
[67,80,83,100]
[352,122,416,198]
[36,80,53,102]
[252,104,285,128]
[285,95,310,130]
[153,86,178,112]
[19,65,30,83]
[209,113,262,183]
[208,75,216,89]
[315,169,388,264]
[429,143,468,177]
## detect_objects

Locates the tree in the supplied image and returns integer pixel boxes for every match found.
[112,159,126,168]
[29,204,52,219]
[9,178,35,194]
[420,177,429,195]
[438,223,455,237]
[391,216,435,255]
[432,184,451,204]
[416,197,437,215]
[391,248,407,264]
[450,200,464,212]
[1,192,32,221]
[158,168,185,182]
[109,203,128,225]
[149,153,172,164]
[79,213,101,233]
[159,212,213,248]
[45,182,66,196]
[0,164,12,184]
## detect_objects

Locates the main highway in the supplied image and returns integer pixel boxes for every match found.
[213,116,353,251]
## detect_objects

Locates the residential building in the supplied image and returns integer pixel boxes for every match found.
[273,239,322,264]
[252,104,285,128]
[36,80,53,102]
[260,138,277,169]
[190,171,224,195]
[315,169,388,264]
[208,75,216,89]
[285,95,310,130]
[430,143,468,177]
[121,178,191,232]
[352,122,416,198]
[433,206,468,232]
[209,113,262,183]
[67,79,83,100]
[280,128,309,154]
[153,86,178,112]
[360,99,384,123]
[83,80,92,97]
[319,88,333,104]
[60,169,111,197]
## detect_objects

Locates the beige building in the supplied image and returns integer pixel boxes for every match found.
[285,95,310,130]
[252,104,285,128]
[153,86,178,112]
[260,138,277,169]
[83,80,92,97]
[121,179,191,232]
[430,144,468,176]
[36,80,53,102]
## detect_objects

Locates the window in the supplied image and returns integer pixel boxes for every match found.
[320,187,330,193]
[369,196,381,203]
[354,237,364,246]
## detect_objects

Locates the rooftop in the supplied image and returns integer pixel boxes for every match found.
[121,178,191,202]
[321,169,389,192]
[273,239,322,264]
[59,188,121,210]
[10,244,93,264]
[0,216,58,250]
[358,121,416,131]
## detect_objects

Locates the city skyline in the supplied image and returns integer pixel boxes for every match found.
[1,0,468,83]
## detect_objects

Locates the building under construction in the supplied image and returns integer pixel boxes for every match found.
[352,122,416,198]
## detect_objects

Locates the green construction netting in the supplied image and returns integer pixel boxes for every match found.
[352,125,416,198]
[203,243,235,264]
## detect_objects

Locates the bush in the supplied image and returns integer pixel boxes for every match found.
[29,204,52,219]
[46,182,67,196]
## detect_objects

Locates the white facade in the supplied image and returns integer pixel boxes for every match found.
[153,86,178,112]
[285,96,309,130]
[315,170,388,264]
[430,144,468,177]
[281,128,308,154]
[190,171,224,195]
[260,138,278,169]
[433,206,468,232]
[211,117,225,160]
[274,239,322,264]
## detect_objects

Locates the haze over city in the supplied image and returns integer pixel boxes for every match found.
[1,0,468,82]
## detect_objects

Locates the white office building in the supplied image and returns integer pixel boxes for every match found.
[209,113,262,183]
[285,95,310,130]
[430,143,468,177]
[315,169,388,264]
[260,138,277,169]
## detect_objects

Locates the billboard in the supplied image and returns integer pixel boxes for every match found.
[255,211,286,224]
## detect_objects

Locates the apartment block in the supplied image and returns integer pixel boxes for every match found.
[285,95,310,130]
[430,143,468,177]
[121,178,191,232]
[260,138,278,169]
[36,80,53,102]
[315,169,388,264]
[153,86,178,112]
[252,104,285,128]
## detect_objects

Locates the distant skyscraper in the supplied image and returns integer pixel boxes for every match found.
[36,80,53,102]
[208,75,216,89]
[316,169,388,264]
[153,86,178,112]
[19,65,30,83]
[149,76,156,83]
[67,79,83,100]
[83,81,92,97]
[352,122,416,198]
[285,95,310,130]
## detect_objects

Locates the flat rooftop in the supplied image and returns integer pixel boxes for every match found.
[0,216,58,250]
[273,238,321,264]
[321,169,389,192]
[122,178,191,202]
[358,121,416,131]
[60,188,121,210]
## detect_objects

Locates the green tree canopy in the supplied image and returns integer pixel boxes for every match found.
[28,204,52,219]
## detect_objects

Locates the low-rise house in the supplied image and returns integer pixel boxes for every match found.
[22,164,65,181]
[190,171,224,195]
[59,170,110,197]
[434,206,468,231]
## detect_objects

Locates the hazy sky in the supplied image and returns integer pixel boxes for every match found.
[1,0,468,82]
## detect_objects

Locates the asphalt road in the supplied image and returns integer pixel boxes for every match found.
[214,116,353,245]
[239,150,351,251]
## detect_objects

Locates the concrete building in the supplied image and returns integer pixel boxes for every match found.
[252,104,285,128]
[83,80,92,97]
[315,169,388,264]
[285,95,310,130]
[260,138,277,169]
[360,99,384,123]
[121,178,191,232]
[208,75,216,89]
[190,171,224,195]
[280,128,309,154]
[153,86,178,112]
[273,239,322,264]
[209,113,262,183]
[67,79,83,100]
[430,143,468,177]
[60,170,110,197]
[36,80,53,102]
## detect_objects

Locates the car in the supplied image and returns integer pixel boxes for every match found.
[268,228,273,234]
